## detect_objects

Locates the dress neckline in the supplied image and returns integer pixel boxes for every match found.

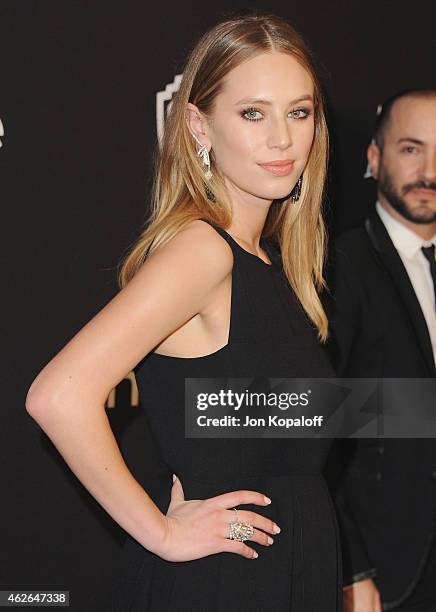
[218,227,274,267]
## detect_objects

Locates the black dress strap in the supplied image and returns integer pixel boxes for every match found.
[199,219,242,255]
[198,218,264,344]
[199,218,279,268]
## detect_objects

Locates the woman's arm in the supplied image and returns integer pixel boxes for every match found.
[25,220,234,555]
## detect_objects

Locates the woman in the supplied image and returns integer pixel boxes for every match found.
[25,11,342,611]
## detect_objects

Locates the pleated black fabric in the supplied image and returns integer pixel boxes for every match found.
[111,220,343,611]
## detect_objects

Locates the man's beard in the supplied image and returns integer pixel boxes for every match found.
[378,165,436,224]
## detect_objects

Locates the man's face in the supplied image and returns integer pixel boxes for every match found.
[370,96,436,224]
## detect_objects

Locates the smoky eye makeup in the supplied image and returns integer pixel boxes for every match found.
[240,106,313,122]
[240,107,263,122]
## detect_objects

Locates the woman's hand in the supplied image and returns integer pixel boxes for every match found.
[156,474,281,562]
[343,578,382,612]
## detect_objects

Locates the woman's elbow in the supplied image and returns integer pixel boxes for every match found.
[25,376,61,421]
[25,385,52,420]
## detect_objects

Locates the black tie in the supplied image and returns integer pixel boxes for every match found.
[421,244,436,309]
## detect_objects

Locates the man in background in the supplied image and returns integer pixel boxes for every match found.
[325,89,436,611]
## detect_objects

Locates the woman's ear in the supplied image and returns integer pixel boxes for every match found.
[186,103,212,151]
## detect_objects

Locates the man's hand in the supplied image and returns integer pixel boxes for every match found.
[343,578,382,612]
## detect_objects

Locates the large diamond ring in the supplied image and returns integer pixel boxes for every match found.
[228,507,254,542]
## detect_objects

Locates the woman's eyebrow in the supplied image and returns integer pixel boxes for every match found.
[234,94,313,105]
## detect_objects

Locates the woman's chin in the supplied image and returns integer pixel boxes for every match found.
[260,187,296,201]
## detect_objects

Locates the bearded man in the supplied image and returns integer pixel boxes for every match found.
[326,88,436,612]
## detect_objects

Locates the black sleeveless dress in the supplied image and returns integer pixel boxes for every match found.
[111,221,343,611]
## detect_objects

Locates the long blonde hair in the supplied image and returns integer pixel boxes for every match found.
[117,11,330,341]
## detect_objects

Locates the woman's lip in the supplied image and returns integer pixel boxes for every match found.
[258,161,294,176]
[258,160,294,167]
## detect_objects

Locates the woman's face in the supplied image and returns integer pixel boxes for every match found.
[197,51,315,208]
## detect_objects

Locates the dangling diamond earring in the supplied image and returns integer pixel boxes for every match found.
[291,175,303,202]
[191,132,212,180]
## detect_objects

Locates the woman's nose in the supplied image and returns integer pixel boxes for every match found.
[267,119,293,150]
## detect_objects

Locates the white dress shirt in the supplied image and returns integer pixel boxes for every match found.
[376,201,436,365]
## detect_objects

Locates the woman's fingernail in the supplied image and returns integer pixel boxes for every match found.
[273,524,281,534]
[253,551,258,559]
[264,496,271,504]
[267,536,274,545]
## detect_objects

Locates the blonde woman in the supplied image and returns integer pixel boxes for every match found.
[26,11,342,611]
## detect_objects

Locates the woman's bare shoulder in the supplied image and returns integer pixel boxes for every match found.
[149,218,234,274]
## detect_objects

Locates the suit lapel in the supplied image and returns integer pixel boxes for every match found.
[365,211,435,375]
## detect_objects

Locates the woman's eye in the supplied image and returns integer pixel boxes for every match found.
[240,107,311,122]
[241,108,263,121]
[291,108,311,119]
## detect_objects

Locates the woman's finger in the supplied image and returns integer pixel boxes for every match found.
[221,538,259,559]
[223,508,279,536]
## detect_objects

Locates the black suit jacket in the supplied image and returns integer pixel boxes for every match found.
[324,210,436,608]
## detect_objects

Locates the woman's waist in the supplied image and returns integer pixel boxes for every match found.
[166,469,326,493]
[160,471,331,522]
